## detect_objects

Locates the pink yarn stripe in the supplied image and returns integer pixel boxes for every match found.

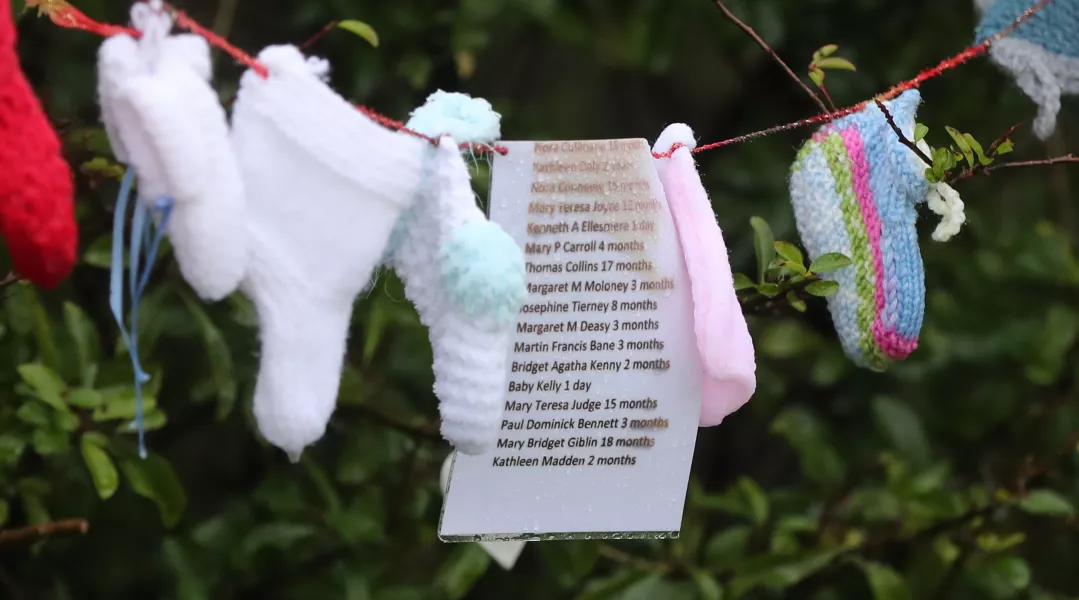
[837,126,913,359]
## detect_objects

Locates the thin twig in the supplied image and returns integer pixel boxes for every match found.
[0,272,21,289]
[300,20,340,50]
[710,0,829,114]
[950,154,1079,183]
[875,99,933,166]
[0,519,89,545]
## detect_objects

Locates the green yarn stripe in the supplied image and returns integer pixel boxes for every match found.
[820,133,887,367]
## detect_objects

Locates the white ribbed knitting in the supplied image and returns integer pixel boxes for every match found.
[386,140,524,454]
[96,3,246,301]
[231,45,427,460]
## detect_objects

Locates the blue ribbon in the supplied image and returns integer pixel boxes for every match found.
[110,168,173,459]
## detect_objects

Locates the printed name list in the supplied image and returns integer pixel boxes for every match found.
[440,139,704,540]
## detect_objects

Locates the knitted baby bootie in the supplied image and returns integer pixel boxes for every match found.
[97,2,246,301]
[976,0,1079,140]
[386,92,525,454]
[0,0,77,287]
[652,124,755,426]
[232,45,429,460]
[789,89,964,370]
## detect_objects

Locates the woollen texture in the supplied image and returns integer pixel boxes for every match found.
[386,92,526,455]
[651,124,756,427]
[789,89,929,371]
[232,45,428,460]
[976,0,1079,139]
[0,0,76,288]
[97,7,246,302]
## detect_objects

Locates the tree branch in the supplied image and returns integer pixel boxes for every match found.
[950,154,1079,184]
[875,99,933,166]
[710,0,829,114]
[0,519,89,546]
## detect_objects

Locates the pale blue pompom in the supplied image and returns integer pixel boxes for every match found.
[406,90,501,144]
[441,221,526,326]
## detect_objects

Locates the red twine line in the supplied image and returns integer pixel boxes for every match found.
[44,0,1050,161]
[47,1,508,156]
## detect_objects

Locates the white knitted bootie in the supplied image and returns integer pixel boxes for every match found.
[97,2,246,301]
[231,45,428,460]
[386,139,525,454]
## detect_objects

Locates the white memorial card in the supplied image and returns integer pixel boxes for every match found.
[439,139,703,541]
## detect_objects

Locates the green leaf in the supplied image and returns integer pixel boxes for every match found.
[81,435,119,500]
[809,253,853,273]
[93,387,157,421]
[945,126,975,169]
[914,123,929,142]
[0,498,8,527]
[758,283,780,297]
[17,363,67,410]
[805,280,839,297]
[691,570,724,600]
[83,235,116,269]
[63,302,100,388]
[771,407,846,490]
[435,545,491,600]
[1018,489,1075,516]
[994,139,1015,156]
[749,217,775,284]
[773,241,804,267]
[32,428,69,455]
[177,292,236,420]
[967,556,1031,599]
[857,560,912,600]
[240,523,318,560]
[787,291,807,313]
[729,549,841,595]
[120,454,188,528]
[337,20,380,48]
[733,273,756,291]
[815,57,856,71]
[815,44,839,59]
[871,396,930,469]
[67,388,103,409]
[704,526,752,569]
[808,68,825,87]
[738,477,769,527]
[964,133,992,166]
[82,431,109,448]
[576,571,657,600]
[16,401,51,427]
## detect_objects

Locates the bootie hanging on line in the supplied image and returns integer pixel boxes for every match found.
[231,45,430,461]
[0,0,77,287]
[789,89,965,371]
[975,0,1079,140]
[385,91,527,455]
[97,1,247,456]
[98,1,247,302]
[651,124,756,427]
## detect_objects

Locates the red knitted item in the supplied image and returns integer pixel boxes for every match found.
[0,0,76,288]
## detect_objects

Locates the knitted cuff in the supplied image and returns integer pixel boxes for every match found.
[235,45,428,211]
[652,124,756,427]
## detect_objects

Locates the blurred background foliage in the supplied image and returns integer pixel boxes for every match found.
[2,0,1079,598]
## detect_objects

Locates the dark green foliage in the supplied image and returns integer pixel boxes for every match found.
[2,0,1078,598]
